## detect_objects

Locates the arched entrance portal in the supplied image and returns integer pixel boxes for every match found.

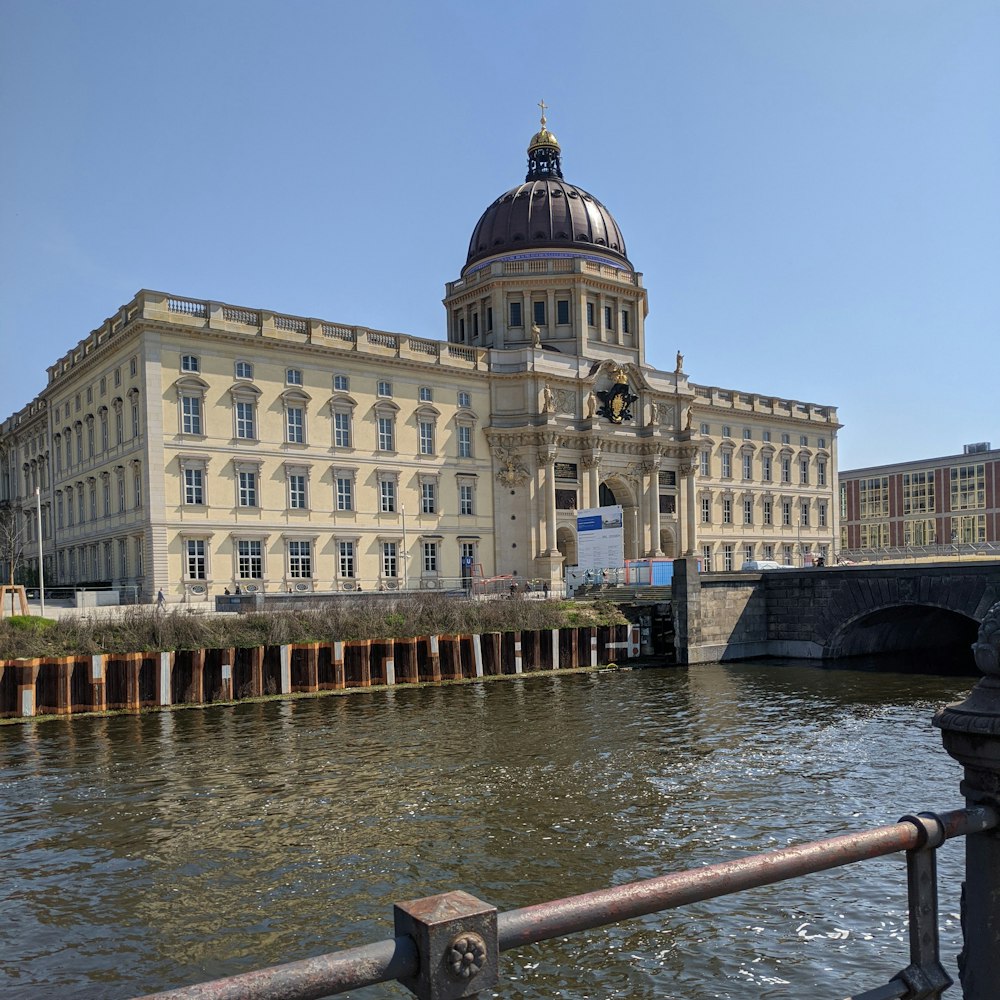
[556,526,577,568]
[597,476,639,562]
[660,527,676,559]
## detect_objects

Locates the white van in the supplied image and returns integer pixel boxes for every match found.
[741,560,783,572]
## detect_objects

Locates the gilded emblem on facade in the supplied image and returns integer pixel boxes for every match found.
[597,367,638,424]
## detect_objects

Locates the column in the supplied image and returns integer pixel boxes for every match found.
[684,461,698,556]
[538,447,557,555]
[644,460,662,556]
[583,452,601,510]
[676,469,687,556]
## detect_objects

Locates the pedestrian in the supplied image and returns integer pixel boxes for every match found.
[156,589,165,611]
[235,583,241,595]
[543,582,550,599]
[509,581,517,596]
[223,587,230,595]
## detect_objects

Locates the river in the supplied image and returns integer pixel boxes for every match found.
[0,658,977,999]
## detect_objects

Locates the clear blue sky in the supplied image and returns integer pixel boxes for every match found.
[2,0,997,469]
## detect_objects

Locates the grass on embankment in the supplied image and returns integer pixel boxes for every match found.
[0,595,627,660]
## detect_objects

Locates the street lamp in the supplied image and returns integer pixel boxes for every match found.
[35,487,45,617]
[401,505,408,591]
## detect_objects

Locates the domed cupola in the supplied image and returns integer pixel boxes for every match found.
[464,106,630,273]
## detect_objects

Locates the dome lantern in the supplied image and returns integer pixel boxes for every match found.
[526,100,562,180]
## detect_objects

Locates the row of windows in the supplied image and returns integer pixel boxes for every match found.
[698,425,828,449]
[57,357,138,421]
[55,468,142,527]
[699,494,829,528]
[181,355,472,408]
[700,450,828,486]
[700,542,830,571]
[848,515,987,549]
[57,535,142,582]
[452,299,632,342]
[51,402,141,475]
[181,468,477,515]
[183,538,479,582]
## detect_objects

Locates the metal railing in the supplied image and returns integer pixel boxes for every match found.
[139,805,997,1000]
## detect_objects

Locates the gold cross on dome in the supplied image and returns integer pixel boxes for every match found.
[538,99,548,126]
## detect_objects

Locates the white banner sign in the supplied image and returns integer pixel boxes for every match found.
[576,505,625,570]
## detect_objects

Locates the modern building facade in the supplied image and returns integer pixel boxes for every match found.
[0,113,841,599]
[840,442,1000,558]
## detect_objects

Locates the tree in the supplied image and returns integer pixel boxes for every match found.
[0,500,25,614]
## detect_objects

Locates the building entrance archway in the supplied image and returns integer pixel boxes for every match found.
[598,475,639,562]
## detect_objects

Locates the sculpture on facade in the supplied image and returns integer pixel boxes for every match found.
[531,324,542,347]
[649,401,660,426]
[596,367,638,424]
[675,350,684,373]
[684,408,693,431]
[542,383,555,413]
[586,389,598,419]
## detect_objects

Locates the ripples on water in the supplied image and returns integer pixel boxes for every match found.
[0,660,975,999]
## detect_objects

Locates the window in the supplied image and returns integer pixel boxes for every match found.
[377,380,392,398]
[184,468,204,505]
[764,544,774,560]
[742,454,753,480]
[700,423,710,435]
[817,460,827,487]
[336,476,353,511]
[237,540,263,578]
[235,361,253,379]
[286,368,303,385]
[722,497,733,524]
[800,435,808,447]
[840,485,848,518]
[951,464,985,511]
[419,421,435,455]
[723,544,734,571]
[100,376,107,395]
[487,307,493,332]
[721,452,732,478]
[89,483,97,520]
[334,411,351,448]
[334,374,350,392]
[604,305,613,329]
[117,472,126,513]
[782,500,792,526]
[743,428,752,440]
[181,355,200,373]
[115,409,123,445]
[702,544,712,571]
[700,496,711,523]
[182,395,202,435]
[114,368,122,387]
[380,478,396,513]
[87,422,94,457]
[621,310,629,333]
[744,544,754,564]
[421,481,436,514]
[818,437,826,449]
[131,403,140,439]
[459,483,474,515]
[382,541,398,578]
[286,406,305,444]
[235,400,255,440]
[860,477,890,518]
[102,477,110,515]
[288,474,307,509]
[458,391,471,408]
[557,300,570,324]
[377,416,394,451]
[186,539,207,579]
[781,458,791,484]
[238,471,258,507]
[533,301,546,326]
[722,425,731,439]
[762,431,771,443]
[133,468,142,509]
[130,357,138,377]
[743,498,753,525]
[819,502,828,527]
[76,427,83,463]
[586,302,595,326]
[118,538,128,577]
[800,459,809,485]
[288,540,312,578]
[781,433,790,445]
[699,451,710,476]
[456,315,466,341]
[100,412,109,451]
[338,541,356,578]
[762,455,773,482]
[801,501,810,527]
[783,545,793,566]
[458,425,473,458]
[903,518,934,546]
[472,313,479,338]
[861,523,889,548]
[419,386,433,402]
[509,301,522,327]
[423,541,438,573]
[460,542,477,580]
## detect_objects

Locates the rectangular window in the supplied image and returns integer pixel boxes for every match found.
[764,543,774,560]
[131,404,140,439]
[903,519,935,546]
[458,425,472,458]
[118,538,128,577]
[338,541,355,578]
[800,435,808,447]
[130,357,137,377]
[782,500,792,526]
[743,428,752,440]
[556,300,570,324]
[419,421,435,455]
[604,305,613,330]
[621,310,629,333]
[783,545,793,566]
[860,523,889,548]
[721,452,732,478]
[819,502,828,527]
[421,482,436,514]
[801,500,810,526]
[459,483,474,515]
[859,476,890,518]
[381,541,398,578]
[186,539,206,579]
[181,355,200,373]
[87,423,94,457]
[288,540,312,578]
[90,484,97,520]
[700,423,710,435]
[288,474,307,509]
[586,302,595,326]
[951,464,985,511]
[781,433,790,445]
[700,450,710,477]
[182,395,202,434]
[237,540,262,578]
[235,401,255,440]
[286,407,305,444]
[472,312,479,338]
[762,431,771,443]
[423,541,438,573]
[336,476,353,511]
[533,301,546,326]
[722,426,731,439]
[380,479,396,513]
[700,496,711,523]
[235,361,253,379]
[118,475,126,513]
[744,544,754,564]
[781,457,791,484]
[817,460,827,487]
[333,374,350,392]
[334,411,351,448]
[954,513,986,543]
[133,470,142,509]
[722,497,733,524]
[238,471,258,507]
[487,307,493,331]
[723,544,733,572]
[115,410,123,444]
[419,386,433,402]
[509,301,522,327]
[743,498,753,525]
[800,459,809,485]
[103,478,110,515]
[702,544,712,571]
[377,380,392,397]
[742,454,752,479]
[76,428,83,463]
[184,468,204,505]
[286,368,302,385]
[458,391,471,408]
[377,416,394,451]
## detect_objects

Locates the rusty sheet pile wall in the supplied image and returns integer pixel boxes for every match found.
[0,625,637,720]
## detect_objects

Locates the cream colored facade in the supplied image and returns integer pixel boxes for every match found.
[0,123,841,598]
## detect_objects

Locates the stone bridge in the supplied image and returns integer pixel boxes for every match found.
[671,559,1000,664]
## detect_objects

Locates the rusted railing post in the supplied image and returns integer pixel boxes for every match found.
[394,890,498,1000]
[934,599,1000,997]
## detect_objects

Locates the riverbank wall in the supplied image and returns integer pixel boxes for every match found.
[0,624,639,720]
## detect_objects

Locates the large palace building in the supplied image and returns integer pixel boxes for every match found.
[0,113,842,600]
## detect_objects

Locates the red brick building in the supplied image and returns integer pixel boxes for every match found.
[840,443,1000,557]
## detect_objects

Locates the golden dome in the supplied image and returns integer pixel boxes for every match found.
[528,125,560,153]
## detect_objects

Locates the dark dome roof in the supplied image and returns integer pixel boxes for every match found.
[465,179,630,271]
[464,112,630,272]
